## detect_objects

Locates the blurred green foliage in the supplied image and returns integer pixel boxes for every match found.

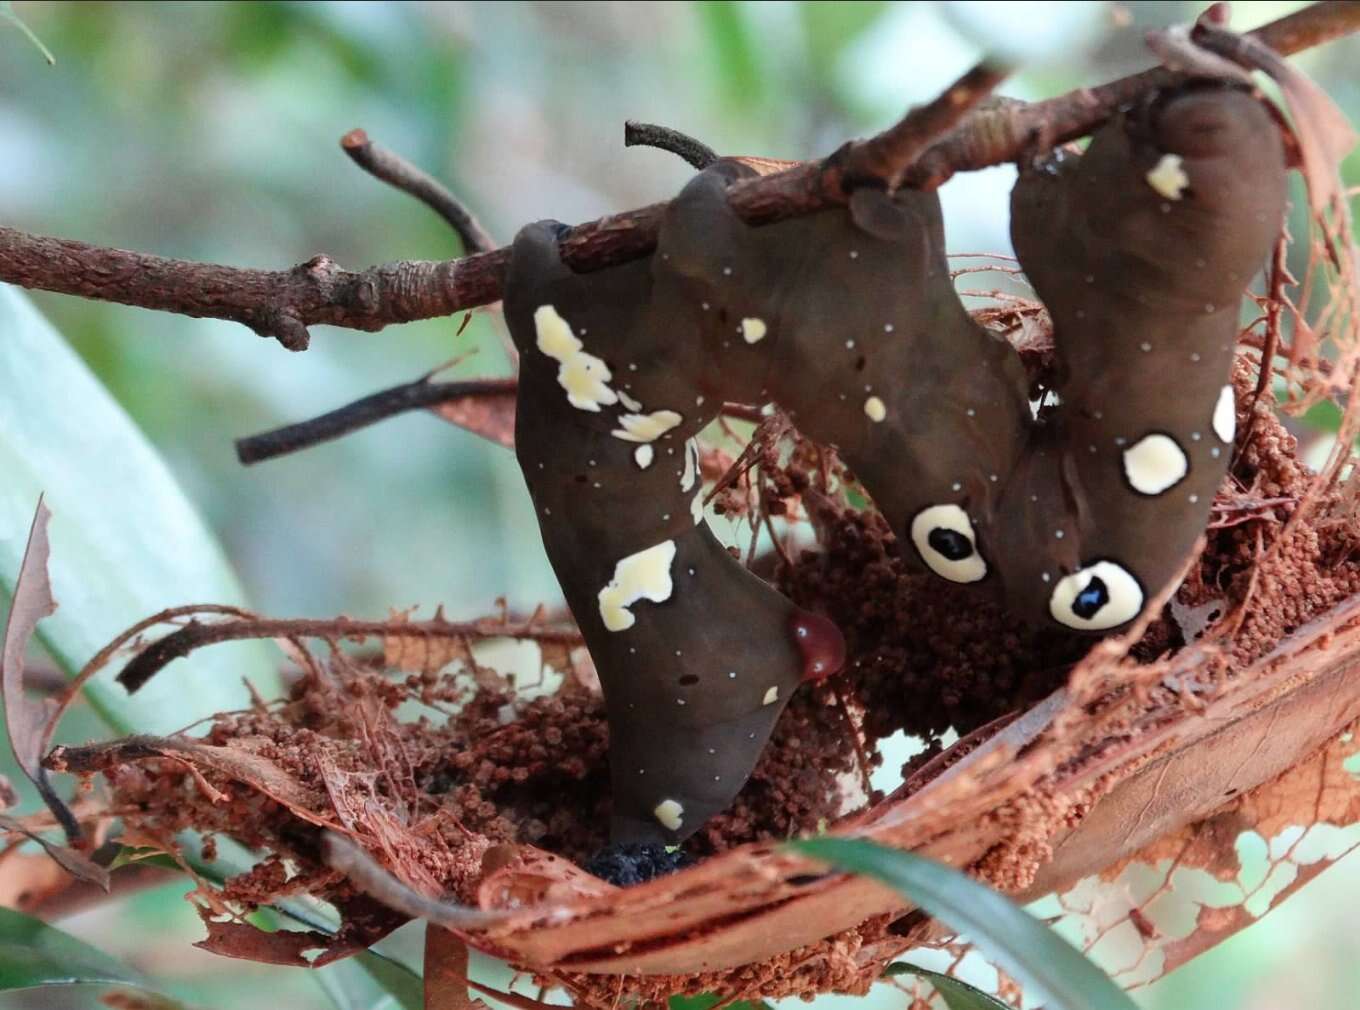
[1,3,1358,1009]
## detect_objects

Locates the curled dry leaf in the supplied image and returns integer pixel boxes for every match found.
[430,386,518,450]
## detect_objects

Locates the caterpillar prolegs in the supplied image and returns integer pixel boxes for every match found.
[502,85,1286,847]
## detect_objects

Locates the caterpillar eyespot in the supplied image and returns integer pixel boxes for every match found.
[504,85,1286,846]
[910,504,987,584]
[1049,561,1145,631]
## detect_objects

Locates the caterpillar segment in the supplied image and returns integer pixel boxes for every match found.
[501,85,1287,847]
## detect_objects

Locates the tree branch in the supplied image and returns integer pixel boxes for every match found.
[340,128,495,255]
[235,376,516,464]
[115,614,583,694]
[0,229,496,351]
[0,2,1354,349]
[623,121,719,170]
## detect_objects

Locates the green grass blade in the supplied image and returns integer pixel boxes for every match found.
[790,837,1138,1010]
[0,905,143,991]
[883,963,1011,1010]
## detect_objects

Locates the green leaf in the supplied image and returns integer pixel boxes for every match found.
[0,905,143,991]
[0,1,55,64]
[789,837,1139,1010]
[353,950,424,1010]
[669,996,773,1010]
[0,285,278,735]
[883,963,1011,1010]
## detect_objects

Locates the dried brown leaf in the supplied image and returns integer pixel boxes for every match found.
[423,926,487,1010]
[0,812,108,891]
[194,915,330,967]
[429,388,517,449]
[385,613,472,675]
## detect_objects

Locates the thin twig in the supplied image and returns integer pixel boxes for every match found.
[340,128,495,255]
[0,4,1352,348]
[235,376,516,464]
[623,121,719,170]
[236,370,770,462]
[116,614,583,694]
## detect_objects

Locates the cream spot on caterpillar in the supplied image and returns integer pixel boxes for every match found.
[634,445,654,470]
[1123,433,1188,495]
[1213,385,1236,443]
[864,396,887,422]
[680,440,700,493]
[597,540,676,632]
[762,686,779,705]
[910,504,987,584]
[653,798,684,831]
[533,305,618,412]
[617,390,643,412]
[1049,561,1144,631]
[741,317,767,344]
[1148,149,1190,194]
[613,410,683,443]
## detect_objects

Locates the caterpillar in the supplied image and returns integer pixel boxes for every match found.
[502,84,1286,848]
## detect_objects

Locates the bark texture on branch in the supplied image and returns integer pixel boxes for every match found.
[0,2,1354,350]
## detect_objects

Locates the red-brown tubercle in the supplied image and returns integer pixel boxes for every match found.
[790,611,846,683]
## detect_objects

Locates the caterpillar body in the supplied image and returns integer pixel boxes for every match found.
[502,85,1286,846]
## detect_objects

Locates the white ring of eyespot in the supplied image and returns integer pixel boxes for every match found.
[1212,385,1236,444]
[909,504,987,583]
[1049,560,1144,631]
[1122,432,1188,496]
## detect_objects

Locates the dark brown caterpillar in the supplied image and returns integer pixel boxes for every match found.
[502,84,1285,847]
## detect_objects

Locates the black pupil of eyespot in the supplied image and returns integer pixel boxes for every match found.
[1073,575,1109,619]
[927,527,973,561]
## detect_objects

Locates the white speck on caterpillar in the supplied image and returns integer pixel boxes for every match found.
[1213,385,1236,443]
[864,396,887,422]
[1123,433,1188,495]
[634,445,654,469]
[613,409,683,443]
[763,686,779,705]
[680,440,700,493]
[884,323,894,333]
[1146,153,1188,200]
[1140,342,1152,352]
[598,540,676,632]
[653,799,684,831]
[533,305,618,412]
[741,317,767,344]
[846,339,855,349]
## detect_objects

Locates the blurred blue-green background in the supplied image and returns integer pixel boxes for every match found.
[1,2,1358,1008]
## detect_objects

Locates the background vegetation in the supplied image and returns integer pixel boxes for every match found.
[1,2,1358,1008]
